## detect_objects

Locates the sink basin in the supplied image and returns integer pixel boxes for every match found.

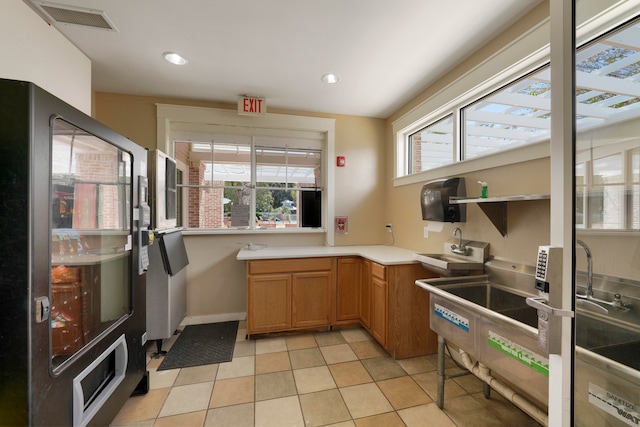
[414,240,489,276]
[417,266,640,423]
[415,253,484,271]
[576,314,640,370]
[441,282,539,327]
[420,278,640,371]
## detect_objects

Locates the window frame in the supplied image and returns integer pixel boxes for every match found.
[156,105,336,242]
[392,16,551,186]
[407,114,456,174]
[174,137,322,230]
[393,3,640,188]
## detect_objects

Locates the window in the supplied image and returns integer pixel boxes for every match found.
[577,154,627,230]
[632,149,640,229]
[174,134,323,230]
[577,148,640,231]
[408,115,454,173]
[575,19,640,231]
[462,71,551,160]
[396,17,640,179]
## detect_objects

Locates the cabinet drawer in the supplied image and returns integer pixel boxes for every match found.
[248,257,333,275]
[371,262,386,280]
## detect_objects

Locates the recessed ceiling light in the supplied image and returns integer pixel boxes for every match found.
[321,73,341,84]
[163,51,188,66]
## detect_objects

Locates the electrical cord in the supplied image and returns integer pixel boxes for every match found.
[385,224,394,246]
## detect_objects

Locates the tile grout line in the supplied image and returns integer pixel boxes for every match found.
[117,326,538,427]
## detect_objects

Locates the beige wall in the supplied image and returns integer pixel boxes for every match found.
[388,1,549,124]
[2,1,91,113]
[182,233,324,323]
[383,1,553,267]
[93,93,232,149]
[333,115,388,245]
[94,92,387,321]
[385,158,551,265]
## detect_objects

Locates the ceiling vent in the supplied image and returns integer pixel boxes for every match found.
[30,1,118,31]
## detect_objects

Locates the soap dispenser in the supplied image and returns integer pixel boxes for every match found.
[478,181,488,198]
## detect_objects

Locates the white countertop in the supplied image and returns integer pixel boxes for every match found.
[236,245,420,265]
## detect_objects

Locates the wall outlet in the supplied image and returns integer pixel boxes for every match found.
[424,227,429,238]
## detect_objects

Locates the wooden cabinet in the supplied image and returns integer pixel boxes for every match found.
[359,259,371,328]
[245,254,438,359]
[361,261,438,358]
[369,262,387,347]
[292,271,332,328]
[336,257,361,323]
[247,258,334,335]
[247,274,291,333]
[386,263,438,359]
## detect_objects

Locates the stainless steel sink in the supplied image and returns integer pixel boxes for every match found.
[420,278,640,369]
[417,262,640,426]
[416,275,547,409]
[576,314,640,370]
[442,282,539,327]
[414,253,484,271]
[414,240,489,276]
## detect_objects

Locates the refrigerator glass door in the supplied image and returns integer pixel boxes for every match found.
[50,118,133,372]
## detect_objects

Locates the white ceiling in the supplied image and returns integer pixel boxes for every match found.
[28,0,542,118]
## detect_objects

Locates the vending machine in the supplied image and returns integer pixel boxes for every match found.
[0,79,150,426]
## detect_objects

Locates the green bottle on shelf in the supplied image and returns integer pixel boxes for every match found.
[478,181,488,198]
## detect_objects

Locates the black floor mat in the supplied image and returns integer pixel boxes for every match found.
[157,321,238,371]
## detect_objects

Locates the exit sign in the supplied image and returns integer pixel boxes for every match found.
[238,96,266,116]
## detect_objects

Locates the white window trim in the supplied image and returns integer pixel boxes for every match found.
[393,17,551,187]
[392,0,640,188]
[156,104,337,244]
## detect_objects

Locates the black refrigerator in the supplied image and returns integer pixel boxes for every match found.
[0,79,151,426]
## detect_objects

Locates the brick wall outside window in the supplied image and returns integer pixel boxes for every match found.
[188,161,226,228]
[75,151,122,229]
[411,134,423,173]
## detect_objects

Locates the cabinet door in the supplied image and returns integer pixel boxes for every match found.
[248,274,291,333]
[370,276,387,347]
[360,259,372,328]
[336,258,361,322]
[292,271,332,328]
[386,264,439,358]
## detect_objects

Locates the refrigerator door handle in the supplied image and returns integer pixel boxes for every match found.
[35,296,50,323]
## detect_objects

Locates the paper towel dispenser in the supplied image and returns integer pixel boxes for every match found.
[420,178,466,222]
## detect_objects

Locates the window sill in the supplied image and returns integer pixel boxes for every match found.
[576,229,640,237]
[393,140,549,187]
[182,228,326,236]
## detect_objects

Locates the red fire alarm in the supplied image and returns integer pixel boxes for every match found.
[336,156,346,167]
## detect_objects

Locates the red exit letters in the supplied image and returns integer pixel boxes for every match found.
[238,96,266,116]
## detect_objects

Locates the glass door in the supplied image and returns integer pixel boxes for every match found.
[50,117,133,372]
[573,8,640,426]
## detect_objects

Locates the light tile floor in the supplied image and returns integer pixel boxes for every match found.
[111,323,542,427]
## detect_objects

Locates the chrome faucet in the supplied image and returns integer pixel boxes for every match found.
[575,240,630,312]
[451,228,469,255]
[576,240,593,297]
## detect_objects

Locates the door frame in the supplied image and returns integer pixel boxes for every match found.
[548,0,575,425]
